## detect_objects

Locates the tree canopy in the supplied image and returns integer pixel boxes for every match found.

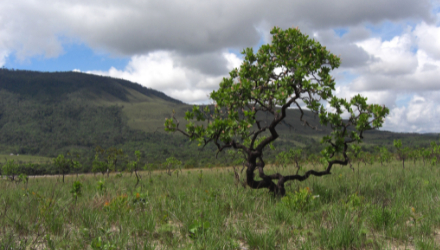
[165,26,389,196]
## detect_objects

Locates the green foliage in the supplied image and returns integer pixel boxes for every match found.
[96,179,105,193]
[92,149,109,175]
[54,154,72,182]
[127,150,142,186]
[1,159,19,181]
[91,236,117,250]
[188,219,211,239]
[345,192,364,210]
[393,139,402,151]
[370,206,398,230]
[394,139,410,168]
[379,146,392,165]
[319,94,389,163]
[279,187,315,212]
[127,150,141,173]
[70,181,83,202]
[164,156,182,176]
[17,173,28,184]
[276,148,304,171]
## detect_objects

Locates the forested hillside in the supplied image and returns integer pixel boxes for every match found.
[0,68,437,166]
[0,69,194,160]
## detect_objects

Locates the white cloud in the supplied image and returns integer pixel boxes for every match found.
[335,86,397,108]
[356,34,417,76]
[87,51,243,103]
[349,26,440,92]
[0,0,434,60]
[224,52,242,71]
[414,22,440,60]
[383,93,440,132]
[330,22,440,133]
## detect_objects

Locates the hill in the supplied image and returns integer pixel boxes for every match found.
[0,68,437,166]
[0,69,195,160]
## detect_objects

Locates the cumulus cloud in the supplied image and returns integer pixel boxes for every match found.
[331,24,440,132]
[87,51,242,103]
[0,0,434,60]
[348,26,440,92]
[414,22,440,60]
[383,93,440,132]
[357,34,418,75]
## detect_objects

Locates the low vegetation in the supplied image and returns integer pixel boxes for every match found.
[1,157,440,249]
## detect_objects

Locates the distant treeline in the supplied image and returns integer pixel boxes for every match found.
[1,138,439,179]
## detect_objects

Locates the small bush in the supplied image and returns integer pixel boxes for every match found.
[279,187,316,212]
[370,206,397,230]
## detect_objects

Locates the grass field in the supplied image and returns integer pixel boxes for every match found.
[0,154,52,164]
[1,160,440,249]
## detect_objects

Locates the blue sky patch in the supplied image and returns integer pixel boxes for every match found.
[333,28,348,37]
[4,43,130,72]
[336,71,359,86]
[396,94,413,108]
[365,21,406,41]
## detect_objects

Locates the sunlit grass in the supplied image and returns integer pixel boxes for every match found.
[1,160,440,249]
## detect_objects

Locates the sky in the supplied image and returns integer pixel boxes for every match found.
[1,0,440,133]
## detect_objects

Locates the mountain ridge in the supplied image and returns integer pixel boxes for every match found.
[0,69,183,104]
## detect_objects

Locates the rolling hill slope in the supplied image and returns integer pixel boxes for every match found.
[0,68,436,164]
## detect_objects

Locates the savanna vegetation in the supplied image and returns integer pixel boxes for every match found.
[1,151,440,249]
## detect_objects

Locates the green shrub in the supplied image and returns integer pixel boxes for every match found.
[279,187,316,212]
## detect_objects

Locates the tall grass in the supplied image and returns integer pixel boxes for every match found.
[1,160,440,249]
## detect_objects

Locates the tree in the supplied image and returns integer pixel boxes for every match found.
[92,154,107,176]
[92,146,125,176]
[408,148,420,166]
[2,159,19,181]
[420,148,431,166]
[70,181,82,204]
[127,150,142,186]
[54,154,72,183]
[430,141,440,167]
[379,146,392,166]
[165,26,389,196]
[164,157,182,177]
[106,147,125,177]
[66,152,82,177]
[276,149,304,174]
[393,139,409,169]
